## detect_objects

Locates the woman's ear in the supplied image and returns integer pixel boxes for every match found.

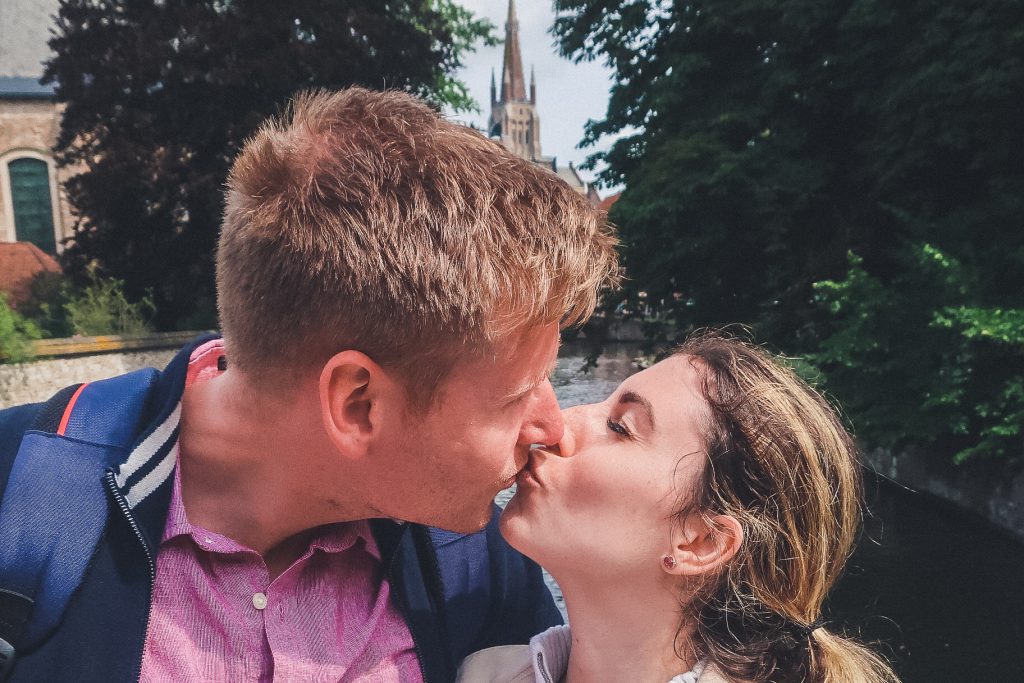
[319,350,380,458]
[663,513,743,577]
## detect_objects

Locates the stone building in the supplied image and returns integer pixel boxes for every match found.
[488,0,600,204]
[0,0,74,255]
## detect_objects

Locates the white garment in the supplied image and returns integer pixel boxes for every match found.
[457,625,724,683]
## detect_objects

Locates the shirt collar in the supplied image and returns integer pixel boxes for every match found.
[530,625,571,683]
[528,625,709,683]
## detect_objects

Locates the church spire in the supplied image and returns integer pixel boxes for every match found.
[501,0,527,102]
[488,0,543,163]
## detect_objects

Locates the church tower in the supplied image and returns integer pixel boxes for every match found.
[488,0,542,161]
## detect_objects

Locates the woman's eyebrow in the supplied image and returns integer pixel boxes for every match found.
[618,390,656,429]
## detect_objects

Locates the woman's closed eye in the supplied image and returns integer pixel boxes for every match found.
[606,418,632,439]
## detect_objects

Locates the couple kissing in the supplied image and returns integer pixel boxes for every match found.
[0,88,896,683]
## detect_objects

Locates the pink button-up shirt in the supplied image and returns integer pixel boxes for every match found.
[139,340,422,682]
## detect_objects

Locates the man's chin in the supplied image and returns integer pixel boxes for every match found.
[442,501,498,535]
[392,502,495,535]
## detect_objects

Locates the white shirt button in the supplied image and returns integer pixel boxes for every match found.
[252,592,268,610]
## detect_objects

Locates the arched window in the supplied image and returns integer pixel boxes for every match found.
[8,156,56,253]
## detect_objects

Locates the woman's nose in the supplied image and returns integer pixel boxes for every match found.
[555,405,582,457]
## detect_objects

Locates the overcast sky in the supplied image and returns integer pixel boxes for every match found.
[447,0,616,186]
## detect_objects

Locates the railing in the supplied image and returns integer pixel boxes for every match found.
[28,331,214,359]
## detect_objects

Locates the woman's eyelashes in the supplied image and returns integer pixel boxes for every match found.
[606,418,632,439]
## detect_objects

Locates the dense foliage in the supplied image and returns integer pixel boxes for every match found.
[555,0,1024,462]
[44,0,494,329]
[62,272,156,337]
[1,271,161,363]
[0,297,41,363]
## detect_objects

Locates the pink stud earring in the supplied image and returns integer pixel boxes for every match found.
[662,555,676,569]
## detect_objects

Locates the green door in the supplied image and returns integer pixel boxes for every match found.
[9,157,56,253]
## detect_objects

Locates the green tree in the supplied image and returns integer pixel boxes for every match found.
[555,0,1024,462]
[44,0,494,329]
[813,247,1024,462]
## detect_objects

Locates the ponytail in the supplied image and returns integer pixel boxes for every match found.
[672,333,899,683]
[812,629,899,683]
[690,588,898,683]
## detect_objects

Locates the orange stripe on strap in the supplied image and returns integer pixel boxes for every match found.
[57,383,89,436]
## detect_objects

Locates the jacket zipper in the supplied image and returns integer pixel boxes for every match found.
[537,652,554,683]
[104,471,156,683]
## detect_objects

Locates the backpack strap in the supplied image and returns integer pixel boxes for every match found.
[0,370,157,679]
[0,384,81,679]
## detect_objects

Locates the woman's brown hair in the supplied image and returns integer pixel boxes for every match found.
[676,332,899,683]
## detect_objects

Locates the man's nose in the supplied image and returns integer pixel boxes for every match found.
[518,379,564,449]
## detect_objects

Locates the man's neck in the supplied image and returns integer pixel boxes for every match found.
[558,574,697,683]
[177,370,368,570]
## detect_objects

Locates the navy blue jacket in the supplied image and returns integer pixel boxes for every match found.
[0,337,561,682]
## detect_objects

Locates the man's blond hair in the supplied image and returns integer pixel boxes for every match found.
[217,88,618,397]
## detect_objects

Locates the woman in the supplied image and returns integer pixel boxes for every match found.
[458,333,899,683]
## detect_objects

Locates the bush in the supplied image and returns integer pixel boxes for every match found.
[0,295,41,363]
[19,271,74,338]
[63,272,155,337]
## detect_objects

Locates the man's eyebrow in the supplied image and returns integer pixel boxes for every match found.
[527,354,560,391]
[618,390,656,429]
[502,356,560,403]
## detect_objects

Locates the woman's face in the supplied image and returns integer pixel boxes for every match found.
[500,354,709,584]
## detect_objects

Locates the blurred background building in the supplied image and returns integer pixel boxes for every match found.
[0,0,601,259]
[0,0,74,256]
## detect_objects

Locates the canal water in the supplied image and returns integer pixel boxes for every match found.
[496,342,1024,682]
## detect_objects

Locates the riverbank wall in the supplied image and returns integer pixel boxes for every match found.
[0,348,176,408]
[0,332,201,408]
[865,447,1024,541]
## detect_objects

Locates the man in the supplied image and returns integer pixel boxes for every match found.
[0,88,618,682]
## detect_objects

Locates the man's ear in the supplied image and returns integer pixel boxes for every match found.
[319,350,389,458]
[663,513,743,577]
